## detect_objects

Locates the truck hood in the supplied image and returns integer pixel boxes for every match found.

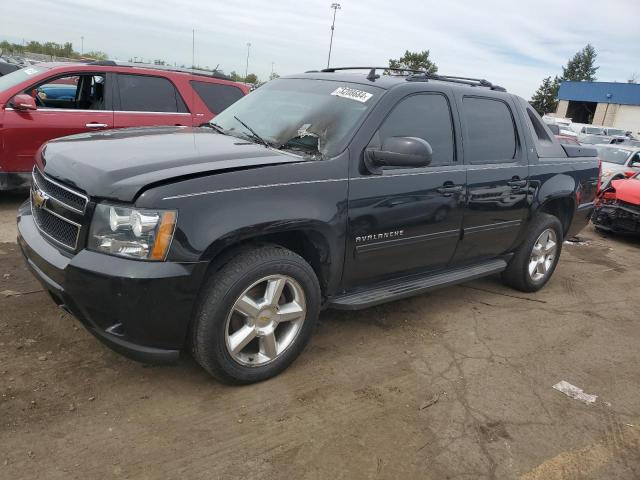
[37,126,303,201]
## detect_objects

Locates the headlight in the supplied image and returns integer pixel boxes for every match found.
[89,204,177,260]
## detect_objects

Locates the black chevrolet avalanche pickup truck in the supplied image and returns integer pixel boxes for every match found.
[18,68,599,384]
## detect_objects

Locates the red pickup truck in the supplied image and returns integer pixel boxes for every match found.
[0,61,249,191]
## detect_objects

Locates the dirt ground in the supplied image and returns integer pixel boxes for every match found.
[1,193,639,480]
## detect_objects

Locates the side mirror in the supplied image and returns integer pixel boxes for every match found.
[11,94,37,111]
[547,124,560,135]
[365,137,432,174]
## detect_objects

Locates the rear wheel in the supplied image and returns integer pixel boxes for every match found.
[191,245,320,384]
[502,213,563,292]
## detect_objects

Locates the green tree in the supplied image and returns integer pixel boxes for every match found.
[1,37,112,60]
[229,71,242,81]
[530,44,599,114]
[84,51,108,60]
[530,76,560,115]
[387,50,438,74]
[561,44,598,81]
[245,73,258,84]
[269,71,280,81]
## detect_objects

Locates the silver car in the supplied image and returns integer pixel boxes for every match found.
[595,145,640,187]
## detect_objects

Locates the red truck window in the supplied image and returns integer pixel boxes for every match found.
[190,80,244,114]
[27,74,106,110]
[117,74,188,113]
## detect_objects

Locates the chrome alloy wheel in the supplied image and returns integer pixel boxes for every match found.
[224,275,307,366]
[528,228,558,282]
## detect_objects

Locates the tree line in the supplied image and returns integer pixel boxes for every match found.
[0,39,108,61]
[1,38,270,84]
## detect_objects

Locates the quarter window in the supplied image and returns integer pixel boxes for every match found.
[373,93,455,167]
[190,81,244,114]
[462,97,517,164]
[526,107,552,143]
[117,74,188,113]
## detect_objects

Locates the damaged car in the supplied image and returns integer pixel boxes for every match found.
[596,144,640,188]
[593,171,640,234]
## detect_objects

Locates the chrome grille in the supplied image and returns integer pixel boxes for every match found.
[32,167,88,213]
[31,168,86,251]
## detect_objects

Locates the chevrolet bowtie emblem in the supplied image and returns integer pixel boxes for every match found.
[32,187,49,209]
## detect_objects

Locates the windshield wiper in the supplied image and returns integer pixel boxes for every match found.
[233,115,271,148]
[205,122,227,134]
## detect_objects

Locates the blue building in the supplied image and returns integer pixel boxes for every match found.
[556,81,640,134]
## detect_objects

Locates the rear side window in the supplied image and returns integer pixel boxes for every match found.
[462,97,517,164]
[117,74,188,113]
[190,81,244,114]
[374,93,455,166]
[526,107,552,143]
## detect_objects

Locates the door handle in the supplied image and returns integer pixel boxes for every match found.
[507,177,527,189]
[86,123,108,128]
[437,182,464,195]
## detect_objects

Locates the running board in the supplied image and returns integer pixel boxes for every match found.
[328,259,508,310]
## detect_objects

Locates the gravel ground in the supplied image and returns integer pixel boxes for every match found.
[1,194,639,479]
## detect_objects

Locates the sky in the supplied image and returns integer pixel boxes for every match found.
[2,0,639,99]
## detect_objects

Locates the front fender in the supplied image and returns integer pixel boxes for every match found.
[137,156,350,293]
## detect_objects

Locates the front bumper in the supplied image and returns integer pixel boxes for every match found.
[592,201,640,234]
[17,201,207,364]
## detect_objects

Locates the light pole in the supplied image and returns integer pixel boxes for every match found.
[80,36,84,55]
[326,3,341,69]
[245,42,251,81]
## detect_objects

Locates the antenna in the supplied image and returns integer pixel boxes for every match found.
[326,3,341,69]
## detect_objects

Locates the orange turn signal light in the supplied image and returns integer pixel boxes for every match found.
[150,211,177,260]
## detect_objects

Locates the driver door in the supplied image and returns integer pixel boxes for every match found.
[3,72,112,174]
[343,92,465,287]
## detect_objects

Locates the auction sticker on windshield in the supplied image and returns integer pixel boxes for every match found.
[331,86,373,103]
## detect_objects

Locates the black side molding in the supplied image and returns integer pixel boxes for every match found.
[562,144,598,158]
[328,259,508,310]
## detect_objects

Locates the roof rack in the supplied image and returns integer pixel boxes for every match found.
[87,60,232,81]
[319,66,506,91]
[321,66,422,81]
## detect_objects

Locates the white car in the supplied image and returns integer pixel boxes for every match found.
[595,144,640,187]
[542,115,577,137]
[602,127,628,138]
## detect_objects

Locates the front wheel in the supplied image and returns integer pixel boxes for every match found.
[502,213,563,292]
[191,245,320,384]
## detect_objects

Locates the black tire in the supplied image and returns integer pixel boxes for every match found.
[191,245,320,384]
[501,213,563,293]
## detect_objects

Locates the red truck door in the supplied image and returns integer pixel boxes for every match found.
[112,73,193,129]
[2,72,113,174]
